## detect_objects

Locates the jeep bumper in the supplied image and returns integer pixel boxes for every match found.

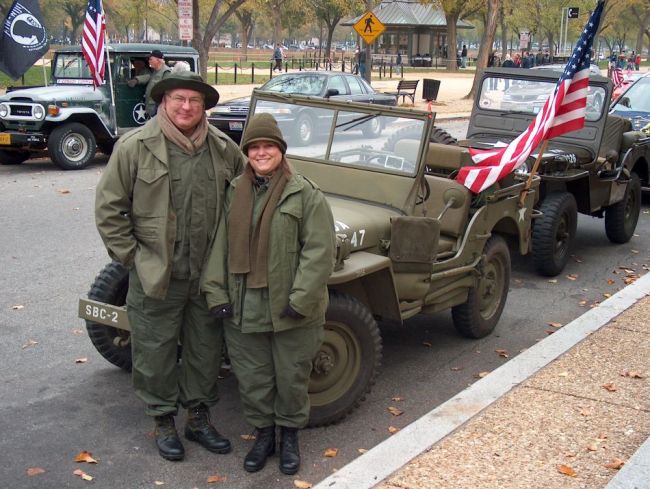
[0,130,47,148]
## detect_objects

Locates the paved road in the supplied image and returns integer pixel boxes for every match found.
[1,130,648,488]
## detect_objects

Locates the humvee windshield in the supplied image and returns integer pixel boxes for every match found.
[252,99,426,177]
[478,76,606,121]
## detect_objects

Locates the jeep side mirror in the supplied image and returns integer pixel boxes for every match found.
[437,187,467,220]
[620,97,631,109]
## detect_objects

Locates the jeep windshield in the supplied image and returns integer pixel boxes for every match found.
[478,75,606,121]
[53,53,96,84]
[249,94,429,177]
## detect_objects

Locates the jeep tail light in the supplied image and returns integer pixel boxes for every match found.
[47,105,60,116]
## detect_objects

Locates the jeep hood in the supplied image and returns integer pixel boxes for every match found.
[0,85,107,103]
[327,195,400,251]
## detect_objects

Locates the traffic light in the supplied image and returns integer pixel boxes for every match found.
[568,7,579,18]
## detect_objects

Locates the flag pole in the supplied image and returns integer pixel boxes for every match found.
[41,52,48,86]
[103,33,117,138]
[518,139,549,208]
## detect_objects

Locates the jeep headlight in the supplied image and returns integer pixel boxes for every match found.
[32,104,45,120]
[0,103,8,118]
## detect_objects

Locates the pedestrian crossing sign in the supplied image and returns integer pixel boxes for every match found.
[354,11,385,45]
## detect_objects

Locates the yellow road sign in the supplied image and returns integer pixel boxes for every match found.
[354,11,385,45]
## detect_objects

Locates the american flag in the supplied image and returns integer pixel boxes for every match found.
[456,1,605,194]
[82,0,106,88]
[611,67,624,87]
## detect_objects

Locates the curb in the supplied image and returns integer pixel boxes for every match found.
[313,272,650,489]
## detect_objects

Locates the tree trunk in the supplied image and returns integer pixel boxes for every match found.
[445,13,459,71]
[467,0,499,99]
[499,3,508,58]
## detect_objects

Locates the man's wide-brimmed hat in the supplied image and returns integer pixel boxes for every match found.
[151,71,220,109]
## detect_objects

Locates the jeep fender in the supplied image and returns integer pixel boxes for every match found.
[46,107,113,141]
[328,252,401,322]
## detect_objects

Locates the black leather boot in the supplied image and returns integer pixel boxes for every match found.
[184,404,232,454]
[279,427,300,475]
[244,425,276,473]
[154,414,185,461]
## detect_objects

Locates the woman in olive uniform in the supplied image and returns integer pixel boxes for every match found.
[201,113,335,475]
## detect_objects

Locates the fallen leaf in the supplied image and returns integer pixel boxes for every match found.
[586,443,598,451]
[73,469,93,481]
[22,339,38,349]
[357,448,368,454]
[154,482,165,486]
[387,406,403,416]
[548,279,558,283]
[603,293,612,299]
[75,357,88,364]
[602,382,617,392]
[631,250,639,254]
[558,371,569,377]
[545,330,556,335]
[74,451,98,464]
[388,426,399,433]
[604,458,625,470]
[26,467,45,476]
[566,274,578,281]
[57,189,71,194]
[293,480,312,489]
[571,256,583,263]
[71,329,84,335]
[495,349,509,358]
[12,304,24,310]
[240,434,255,441]
[564,452,577,458]
[323,448,338,457]
[422,341,432,347]
[474,371,490,379]
[207,474,226,483]
[547,322,562,328]
[595,433,608,442]
[620,370,645,379]
[579,408,591,416]
[607,279,616,285]
[450,366,462,371]
[391,396,404,401]
[557,464,577,477]
[579,300,588,306]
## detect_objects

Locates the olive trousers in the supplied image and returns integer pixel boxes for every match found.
[224,322,324,429]
[127,271,223,417]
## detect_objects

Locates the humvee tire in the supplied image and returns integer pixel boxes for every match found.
[308,292,382,427]
[605,172,641,244]
[383,125,457,150]
[86,262,132,371]
[0,149,30,165]
[532,192,578,277]
[48,122,97,170]
[451,235,510,338]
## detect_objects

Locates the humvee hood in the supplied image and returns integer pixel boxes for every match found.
[327,195,400,251]
[0,85,106,103]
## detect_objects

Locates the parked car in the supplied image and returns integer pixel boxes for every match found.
[610,73,650,132]
[208,71,397,143]
[0,43,199,169]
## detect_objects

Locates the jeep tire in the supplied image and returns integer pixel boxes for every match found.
[532,192,577,277]
[48,122,97,170]
[0,149,31,165]
[383,125,457,151]
[451,235,510,339]
[308,292,382,427]
[85,261,132,371]
[605,172,641,244]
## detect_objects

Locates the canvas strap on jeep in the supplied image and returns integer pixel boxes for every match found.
[389,216,440,272]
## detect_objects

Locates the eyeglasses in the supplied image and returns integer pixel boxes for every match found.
[166,94,204,108]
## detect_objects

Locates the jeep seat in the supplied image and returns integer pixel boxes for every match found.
[426,143,473,173]
[599,115,633,160]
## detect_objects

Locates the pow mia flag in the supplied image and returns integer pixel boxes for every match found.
[0,0,49,79]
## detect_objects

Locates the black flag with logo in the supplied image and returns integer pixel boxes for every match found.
[0,0,49,79]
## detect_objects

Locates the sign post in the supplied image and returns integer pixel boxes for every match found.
[353,11,385,83]
[178,0,192,42]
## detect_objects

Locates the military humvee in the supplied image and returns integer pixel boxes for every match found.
[0,44,199,170]
[467,68,649,276]
[79,91,540,426]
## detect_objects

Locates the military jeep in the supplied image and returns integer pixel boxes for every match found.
[467,68,650,276]
[79,91,540,426]
[0,43,199,170]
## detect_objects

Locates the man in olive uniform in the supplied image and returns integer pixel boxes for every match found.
[127,49,171,116]
[95,71,246,461]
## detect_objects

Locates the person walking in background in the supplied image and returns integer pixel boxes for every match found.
[634,52,641,71]
[273,43,284,72]
[502,54,514,89]
[127,49,171,117]
[460,44,467,68]
[396,51,402,76]
[95,71,246,462]
[202,113,336,476]
[358,48,367,79]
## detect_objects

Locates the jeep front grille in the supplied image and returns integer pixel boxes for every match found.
[10,105,33,117]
